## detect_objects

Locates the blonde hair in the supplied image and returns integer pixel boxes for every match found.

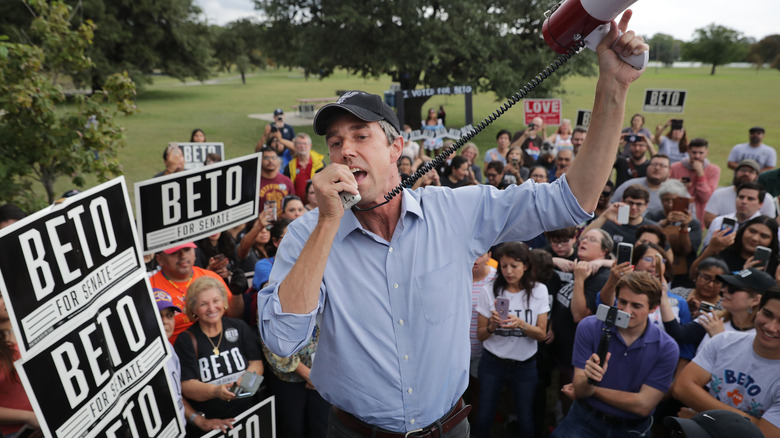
[185,277,228,320]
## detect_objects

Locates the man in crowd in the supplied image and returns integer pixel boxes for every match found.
[614,133,651,188]
[673,286,780,438]
[702,182,766,247]
[670,138,721,223]
[587,184,656,252]
[284,133,325,198]
[571,127,587,156]
[484,161,505,188]
[0,204,26,229]
[758,165,780,198]
[553,271,679,438]
[154,143,185,177]
[549,148,574,183]
[258,18,647,436]
[149,243,240,342]
[704,159,776,228]
[611,154,671,214]
[258,146,293,220]
[727,127,775,173]
[511,117,545,162]
[483,129,511,173]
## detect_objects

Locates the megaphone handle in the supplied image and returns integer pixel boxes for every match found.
[583,24,648,70]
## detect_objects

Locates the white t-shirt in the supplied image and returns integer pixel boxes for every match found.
[696,316,756,355]
[658,136,689,164]
[476,282,549,361]
[705,186,776,218]
[470,267,497,358]
[728,143,777,170]
[693,331,780,426]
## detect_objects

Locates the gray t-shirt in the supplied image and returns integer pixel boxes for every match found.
[693,331,780,427]
[728,143,777,169]
[610,177,663,214]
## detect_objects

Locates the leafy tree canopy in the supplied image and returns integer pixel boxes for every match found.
[212,18,266,83]
[254,0,597,127]
[748,34,780,70]
[0,0,136,210]
[681,24,751,75]
[647,33,681,67]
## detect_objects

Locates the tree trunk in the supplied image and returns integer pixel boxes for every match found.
[710,63,716,75]
[241,71,246,84]
[403,96,432,130]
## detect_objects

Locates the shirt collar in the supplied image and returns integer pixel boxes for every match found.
[335,189,424,242]
[611,318,661,349]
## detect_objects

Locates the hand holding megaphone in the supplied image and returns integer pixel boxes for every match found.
[543,0,649,70]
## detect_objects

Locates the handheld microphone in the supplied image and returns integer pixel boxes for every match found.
[542,0,648,70]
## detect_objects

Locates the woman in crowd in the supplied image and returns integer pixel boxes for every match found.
[422,108,444,157]
[460,142,483,183]
[671,257,729,317]
[636,223,674,263]
[528,165,548,183]
[281,195,306,221]
[692,215,780,278]
[251,219,290,293]
[175,277,263,436]
[303,180,318,211]
[190,128,206,143]
[505,146,530,182]
[0,294,39,437]
[654,118,689,164]
[620,113,653,156]
[441,156,476,188]
[661,268,774,352]
[476,242,548,438]
[397,155,414,181]
[547,119,573,149]
[235,214,272,273]
[195,232,237,282]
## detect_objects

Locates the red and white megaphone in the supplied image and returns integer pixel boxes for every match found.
[542,0,649,70]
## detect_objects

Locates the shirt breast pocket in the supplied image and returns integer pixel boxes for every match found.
[415,263,457,324]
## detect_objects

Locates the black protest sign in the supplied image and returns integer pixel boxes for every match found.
[642,89,687,113]
[201,396,275,438]
[15,279,174,438]
[0,178,141,354]
[576,109,591,128]
[135,154,261,254]
[178,142,226,171]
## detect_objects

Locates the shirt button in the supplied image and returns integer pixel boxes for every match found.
[362,230,366,234]
[389,247,394,253]
[408,388,413,394]
[399,319,404,325]
[410,419,416,424]
[404,355,409,361]
[393,283,399,289]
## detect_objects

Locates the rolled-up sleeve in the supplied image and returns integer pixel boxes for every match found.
[257,216,321,357]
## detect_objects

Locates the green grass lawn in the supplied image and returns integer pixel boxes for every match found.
[48,65,780,204]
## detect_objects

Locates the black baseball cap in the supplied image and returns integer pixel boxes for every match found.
[717,268,776,294]
[313,91,401,135]
[749,126,765,134]
[273,108,284,116]
[663,410,763,438]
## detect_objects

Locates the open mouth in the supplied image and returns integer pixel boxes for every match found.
[351,168,368,184]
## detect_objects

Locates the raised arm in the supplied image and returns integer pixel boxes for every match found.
[565,11,648,213]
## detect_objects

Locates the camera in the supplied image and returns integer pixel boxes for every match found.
[276,116,283,122]
[527,123,537,130]
[627,134,638,143]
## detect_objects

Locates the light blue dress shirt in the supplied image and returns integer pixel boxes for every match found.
[258,175,591,432]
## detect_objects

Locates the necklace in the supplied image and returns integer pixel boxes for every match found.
[206,328,223,356]
[161,270,194,295]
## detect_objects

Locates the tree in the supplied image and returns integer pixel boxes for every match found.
[681,24,750,75]
[748,34,780,70]
[647,33,680,67]
[254,0,596,128]
[212,18,266,83]
[0,1,136,210]
[0,0,212,90]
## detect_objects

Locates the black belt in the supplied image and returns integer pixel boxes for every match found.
[577,400,649,428]
[334,398,471,438]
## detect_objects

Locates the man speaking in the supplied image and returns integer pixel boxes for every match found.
[259,13,649,437]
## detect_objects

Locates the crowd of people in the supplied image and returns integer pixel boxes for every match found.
[1,28,777,438]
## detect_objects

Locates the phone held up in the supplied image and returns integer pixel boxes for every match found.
[616,242,633,265]
[754,245,772,270]
[495,297,510,321]
[616,204,630,225]
[720,217,737,235]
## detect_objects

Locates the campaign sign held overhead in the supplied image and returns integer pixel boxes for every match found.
[135,153,261,254]
[0,178,142,354]
[523,99,562,126]
[178,142,225,171]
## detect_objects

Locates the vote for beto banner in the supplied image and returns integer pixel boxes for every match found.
[135,154,261,254]
[0,178,142,354]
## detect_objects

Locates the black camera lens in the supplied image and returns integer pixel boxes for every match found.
[628,135,638,143]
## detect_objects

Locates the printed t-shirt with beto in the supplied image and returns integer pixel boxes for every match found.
[149,266,229,343]
[174,317,262,419]
[693,331,780,426]
[476,282,550,361]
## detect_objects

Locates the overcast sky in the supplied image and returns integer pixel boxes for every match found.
[195,0,779,42]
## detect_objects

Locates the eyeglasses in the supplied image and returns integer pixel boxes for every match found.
[600,191,612,198]
[698,273,722,285]
[485,173,498,178]
[550,239,573,246]
[625,200,646,207]
[580,236,601,244]
[721,286,746,296]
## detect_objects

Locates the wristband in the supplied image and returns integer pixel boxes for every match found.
[189,411,205,424]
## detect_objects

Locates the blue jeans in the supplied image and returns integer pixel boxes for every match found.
[551,400,653,438]
[475,350,537,438]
